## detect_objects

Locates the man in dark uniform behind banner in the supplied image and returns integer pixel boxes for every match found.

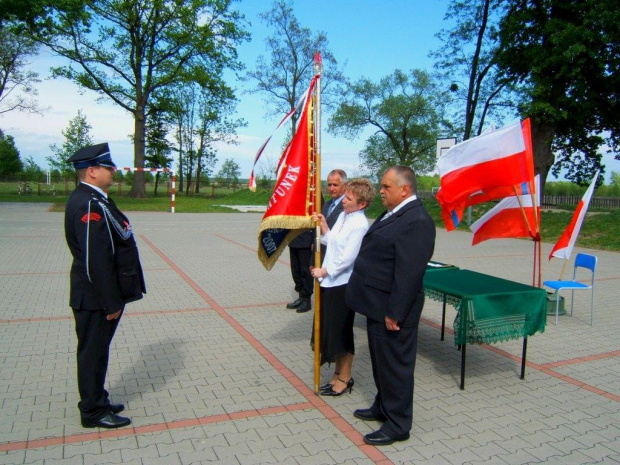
[286,229,314,313]
[321,169,347,243]
[64,143,146,429]
[286,169,346,314]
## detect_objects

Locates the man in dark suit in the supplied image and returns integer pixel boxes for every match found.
[346,166,435,446]
[286,169,346,313]
[64,143,146,429]
[286,230,314,313]
[321,169,347,237]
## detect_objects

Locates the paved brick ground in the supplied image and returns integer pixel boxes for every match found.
[1,202,618,464]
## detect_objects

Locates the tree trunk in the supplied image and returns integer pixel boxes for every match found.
[176,121,184,193]
[129,107,147,197]
[185,151,193,195]
[464,0,491,141]
[195,152,202,194]
[530,117,556,195]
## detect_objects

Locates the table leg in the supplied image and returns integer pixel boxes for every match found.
[460,343,466,390]
[521,337,528,379]
[441,295,446,341]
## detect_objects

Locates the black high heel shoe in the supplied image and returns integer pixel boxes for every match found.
[319,372,340,391]
[320,378,354,396]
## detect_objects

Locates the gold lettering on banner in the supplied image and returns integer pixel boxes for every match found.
[268,166,301,209]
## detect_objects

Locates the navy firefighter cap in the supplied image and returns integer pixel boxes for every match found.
[68,143,117,170]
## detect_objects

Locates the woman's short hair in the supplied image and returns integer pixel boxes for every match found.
[344,178,375,208]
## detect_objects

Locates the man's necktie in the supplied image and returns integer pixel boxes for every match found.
[327,201,336,217]
[380,211,393,221]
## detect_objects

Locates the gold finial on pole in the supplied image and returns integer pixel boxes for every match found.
[313,51,323,75]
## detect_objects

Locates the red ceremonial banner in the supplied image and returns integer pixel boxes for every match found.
[257,77,319,270]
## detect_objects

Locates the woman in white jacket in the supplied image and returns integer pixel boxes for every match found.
[311,178,375,396]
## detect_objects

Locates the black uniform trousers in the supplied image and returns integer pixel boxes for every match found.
[367,316,419,438]
[289,247,313,299]
[73,307,122,422]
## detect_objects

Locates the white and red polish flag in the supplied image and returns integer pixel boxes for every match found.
[437,119,534,230]
[470,175,540,245]
[549,170,599,260]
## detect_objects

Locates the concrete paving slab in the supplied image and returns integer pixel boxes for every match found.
[0,202,618,464]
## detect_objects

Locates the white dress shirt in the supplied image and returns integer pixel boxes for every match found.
[319,209,369,288]
[389,194,417,214]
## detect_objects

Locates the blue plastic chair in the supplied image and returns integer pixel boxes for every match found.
[544,253,597,326]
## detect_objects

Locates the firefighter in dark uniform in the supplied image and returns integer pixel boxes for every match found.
[64,143,146,428]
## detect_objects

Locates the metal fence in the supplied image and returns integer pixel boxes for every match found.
[417,191,620,210]
[540,195,620,209]
[2,176,620,209]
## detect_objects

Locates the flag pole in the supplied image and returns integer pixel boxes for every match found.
[558,259,570,280]
[529,177,542,287]
[512,182,542,287]
[512,185,534,237]
[312,52,323,394]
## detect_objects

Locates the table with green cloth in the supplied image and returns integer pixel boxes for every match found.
[425,261,461,339]
[423,267,547,389]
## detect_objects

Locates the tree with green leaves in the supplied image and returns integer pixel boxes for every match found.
[256,153,278,189]
[164,77,244,195]
[193,81,245,194]
[144,108,173,197]
[329,69,443,178]
[22,155,43,179]
[246,0,346,134]
[0,1,83,116]
[0,129,23,175]
[0,0,65,29]
[30,0,248,197]
[47,110,93,176]
[217,158,241,187]
[0,27,45,115]
[494,0,620,190]
[431,0,514,141]
[166,83,202,194]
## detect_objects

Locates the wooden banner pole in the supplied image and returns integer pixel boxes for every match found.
[312,53,323,394]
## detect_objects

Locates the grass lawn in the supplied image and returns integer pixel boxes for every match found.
[1,184,617,252]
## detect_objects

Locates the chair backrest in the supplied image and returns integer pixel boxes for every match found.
[573,253,597,284]
[574,253,596,272]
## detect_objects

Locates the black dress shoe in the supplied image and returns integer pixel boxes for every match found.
[286,298,303,309]
[363,429,410,446]
[296,299,311,313]
[81,412,131,429]
[353,408,387,422]
[109,403,125,414]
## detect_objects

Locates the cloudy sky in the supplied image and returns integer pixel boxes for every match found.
[2,0,617,182]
